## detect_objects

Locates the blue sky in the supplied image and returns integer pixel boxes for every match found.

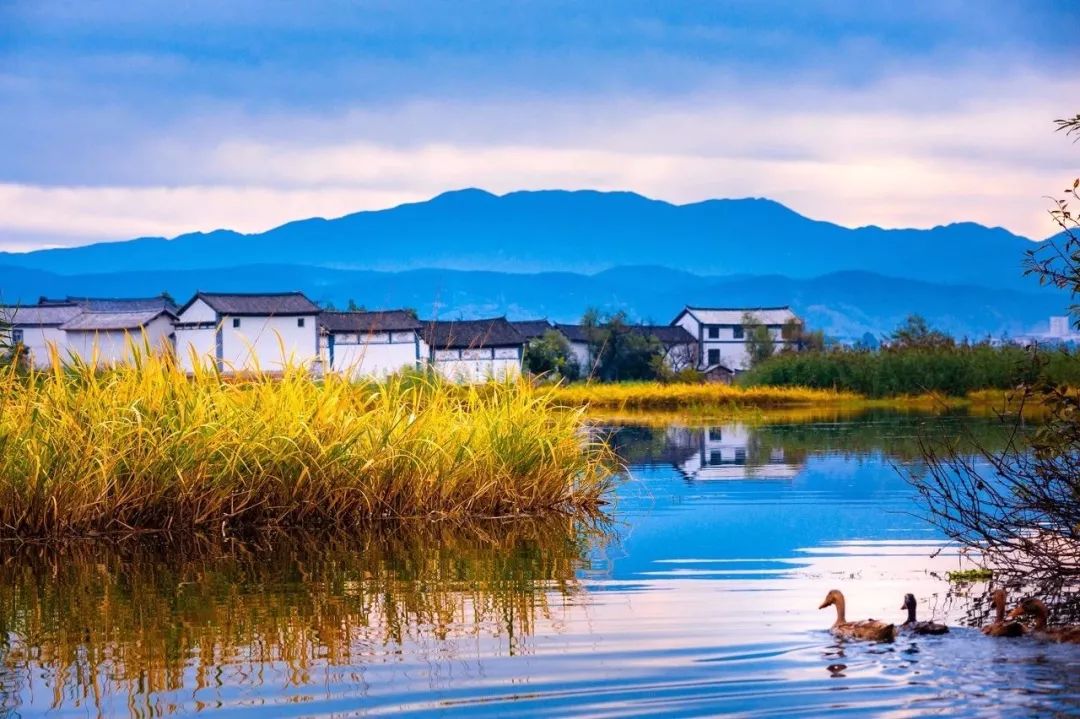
[1,1,1077,250]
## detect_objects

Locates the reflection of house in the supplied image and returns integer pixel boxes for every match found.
[676,424,803,480]
[422,317,524,382]
[671,306,800,372]
[175,292,320,373]
[320,310,424,379]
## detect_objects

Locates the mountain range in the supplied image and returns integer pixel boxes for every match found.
[0,189,1068,339]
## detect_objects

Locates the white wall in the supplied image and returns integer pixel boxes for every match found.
[180,299,217,323]
[3,326,66,369]
[65,316,175,366]
[567,340,592,377]
[325,331,420,379]
[221,315,318,372]
[676,313,788,371]
[176,326,217,372]
[431,347,522,383]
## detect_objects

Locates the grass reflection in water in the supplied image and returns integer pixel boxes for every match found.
[0,518,606,715]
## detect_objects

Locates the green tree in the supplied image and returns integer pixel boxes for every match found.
[523,329,580,380]
[743,312,775,367]
[888,314,954,350]
[580,310,665,381]
[346,299,366,312]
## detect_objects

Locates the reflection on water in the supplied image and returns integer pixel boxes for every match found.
[2,413,1077,717]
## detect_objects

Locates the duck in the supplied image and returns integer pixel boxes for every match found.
[819,589,896,642]
[1007,598,1080,643]
[981,588,1025,638]
[900,593,948,635]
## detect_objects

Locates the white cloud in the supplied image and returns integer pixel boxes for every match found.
[1,61,1076,250]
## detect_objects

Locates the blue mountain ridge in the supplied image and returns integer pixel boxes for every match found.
[0,262,1066,339]
[0,188,1044,291]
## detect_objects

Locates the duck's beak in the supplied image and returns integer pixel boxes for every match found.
[818,600,830,609]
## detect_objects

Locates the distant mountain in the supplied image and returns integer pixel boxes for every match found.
[0,189,1044,290]
[0,263,1066,340]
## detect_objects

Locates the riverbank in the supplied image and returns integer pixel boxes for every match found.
[0,354,617,537]
[549,381,1031,418]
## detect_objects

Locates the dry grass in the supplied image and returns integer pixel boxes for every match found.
[550,381,862,411]
[0,347,617,537]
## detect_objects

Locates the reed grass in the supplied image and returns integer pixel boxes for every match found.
[0,347,617,536]
[550,381,861,411]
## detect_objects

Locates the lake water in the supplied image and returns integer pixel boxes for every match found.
[2,412,1079,717]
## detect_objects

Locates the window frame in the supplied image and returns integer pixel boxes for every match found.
[707,348,721,366]
[707,326,720,339]
[733,325,745,340]
[232,318,241,329]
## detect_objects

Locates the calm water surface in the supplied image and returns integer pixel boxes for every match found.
[2,413,1078,717]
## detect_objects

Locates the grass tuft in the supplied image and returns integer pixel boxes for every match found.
[0,346,618,537]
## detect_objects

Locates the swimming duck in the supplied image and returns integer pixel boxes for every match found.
[819,589,896,642]
[900,593,949,635]
[981,588,1025,638]
[1007,598,1080,643]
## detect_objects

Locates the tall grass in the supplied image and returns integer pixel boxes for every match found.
[740,345,1080,398]
[0,347,617,536]
[550,381,860,411]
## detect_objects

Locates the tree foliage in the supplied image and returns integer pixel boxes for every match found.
[742,312,775,367]
[523,329,580,381]
[580,309,666,382]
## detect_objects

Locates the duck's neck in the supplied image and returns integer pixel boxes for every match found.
[994,599,1005,623]
[1033,605,1048,631]
[833,596,847,626]
[905,605,917,624]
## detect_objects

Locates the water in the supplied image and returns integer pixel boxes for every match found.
[2,413,1078,717]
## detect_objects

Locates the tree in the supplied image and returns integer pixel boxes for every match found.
[580,310,665,381]
[523,329,580,380]
[912,114,1080,619]
[888,314,954,350]
[742,312,775,367]
[781,318,825,353]
[346,299,366,312]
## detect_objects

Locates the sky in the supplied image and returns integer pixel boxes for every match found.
[1,1,1078,252]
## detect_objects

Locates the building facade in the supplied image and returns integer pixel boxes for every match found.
[174,292,320,373]
[423,318,524,383]
[320,310,425,379]
[671,306,800,372]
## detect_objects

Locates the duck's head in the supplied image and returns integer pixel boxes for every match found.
[989,588,1006,610]
[819,589,843,609]
[1007,597,1047,621]
[901,593,917,611]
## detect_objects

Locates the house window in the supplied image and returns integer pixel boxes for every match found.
[707,349,720,366]
[232,318,241,328]
[733,325,744,339]
[11,329,23,344]
[708,326,719,339]
[708,427,722,441]
[709,450,723,466]
[297,318,305,328]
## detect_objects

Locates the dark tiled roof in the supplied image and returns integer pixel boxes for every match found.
[320,310,421,333]
[0,304,84,327]
[554,323,590,343]
[510,319,553,340]
[422,318,524,349]
[631,325,696,345]
[60,309,174,332]
[181,292,319,316]
[40,295,178,312]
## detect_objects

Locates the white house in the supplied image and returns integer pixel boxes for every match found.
[60,309,177,366]
[0,304,83,368]
[174,292,320,374]
[320,310,425,379]
[672,306,800,372]
[422,318,524,383]
[554,323,594,376]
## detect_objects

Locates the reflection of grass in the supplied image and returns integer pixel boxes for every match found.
[0,348,617,536]
[946,568,994,582]
[0,519,605,710]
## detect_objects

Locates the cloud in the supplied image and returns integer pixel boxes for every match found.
[1,1,1077,250]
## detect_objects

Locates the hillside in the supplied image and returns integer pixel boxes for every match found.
[0,189,1041,290]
